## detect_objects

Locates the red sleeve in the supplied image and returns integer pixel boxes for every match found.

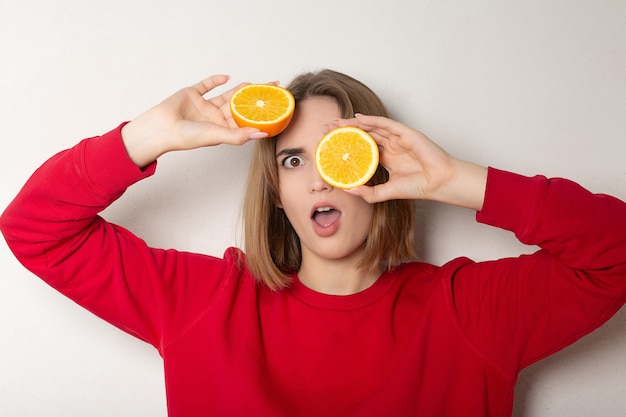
[449,167,626,376]
[0,125,235,350]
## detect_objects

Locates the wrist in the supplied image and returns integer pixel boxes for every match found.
[432,159,488,211]
[121,114,170,168]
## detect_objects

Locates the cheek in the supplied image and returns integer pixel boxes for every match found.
[348,200,375,238]
[276,180,300,217]
[277,168,307,206]
[276,180,287,209]
[276,171,290,208]
[355,200,375,222]
[359,207,375,242]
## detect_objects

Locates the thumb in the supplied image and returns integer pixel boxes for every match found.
[181,121,267,148]
[211,125,269,146]
[345,183,394,204]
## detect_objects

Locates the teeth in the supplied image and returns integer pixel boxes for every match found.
[316,207,333,212]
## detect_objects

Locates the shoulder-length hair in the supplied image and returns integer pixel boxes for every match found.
[242,69,415,290]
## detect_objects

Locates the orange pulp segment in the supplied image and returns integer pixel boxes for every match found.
[315,126,379,189]
[230,84,295,137]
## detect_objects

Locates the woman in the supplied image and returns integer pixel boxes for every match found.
[2,69,626,416]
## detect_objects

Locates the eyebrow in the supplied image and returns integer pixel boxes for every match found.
[276,147,305,159]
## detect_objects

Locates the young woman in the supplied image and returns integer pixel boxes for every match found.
[2,69,626,417]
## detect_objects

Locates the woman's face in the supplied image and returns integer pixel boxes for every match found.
[275,96,374,266]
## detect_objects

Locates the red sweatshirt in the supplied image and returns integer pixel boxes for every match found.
[2,124,626,417]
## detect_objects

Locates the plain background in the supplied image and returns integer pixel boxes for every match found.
[1,0,625,415]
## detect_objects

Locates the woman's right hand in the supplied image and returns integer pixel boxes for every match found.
[121,74,268,168]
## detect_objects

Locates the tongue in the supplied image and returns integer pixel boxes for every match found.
[313,210,341,227]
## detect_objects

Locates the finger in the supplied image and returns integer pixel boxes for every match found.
[205,81,248,120]
[336,114,412,136]
[354,113,399,129]
[345,183,395,204]
[357,114,419,138]
[365,129,398,147]
[213,81,248,104]
[332,122,397,149]
[333,117,397,141]
[198,81,246,127]
[213,93,239,128]
[191,74,231,96]
[183,121,268,147]
[213,126,269,143]
[209,80,278,107]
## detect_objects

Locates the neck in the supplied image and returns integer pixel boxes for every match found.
[297,257,382,295]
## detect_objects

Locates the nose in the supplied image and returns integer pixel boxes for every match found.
[310,166,331,192]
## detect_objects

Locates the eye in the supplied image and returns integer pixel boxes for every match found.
[282,155,304,168]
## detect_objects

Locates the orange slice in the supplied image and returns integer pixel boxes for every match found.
[315,126,379,189]
[230,84,295,137]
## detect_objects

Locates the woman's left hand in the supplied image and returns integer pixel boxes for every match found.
[333,114,488,211]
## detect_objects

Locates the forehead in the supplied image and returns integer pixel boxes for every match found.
[276,96,341,150]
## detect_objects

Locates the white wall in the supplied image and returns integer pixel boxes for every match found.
[1,0,625,415]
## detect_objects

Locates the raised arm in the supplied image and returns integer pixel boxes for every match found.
[0,75,262,347]
[338,114,626,374]
[121,74,268,168]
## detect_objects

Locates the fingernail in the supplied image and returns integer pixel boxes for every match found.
[249,131,269,140]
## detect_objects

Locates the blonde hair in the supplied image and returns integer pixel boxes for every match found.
[242,69,415,290]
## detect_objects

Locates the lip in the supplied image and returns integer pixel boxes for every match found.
[310,201,339,218]
[310,202,341,237]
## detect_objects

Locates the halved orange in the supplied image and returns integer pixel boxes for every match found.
[315,126,379,189]
[230,84,295,137]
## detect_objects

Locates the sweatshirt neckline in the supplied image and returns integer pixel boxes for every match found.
[288,269,397,310]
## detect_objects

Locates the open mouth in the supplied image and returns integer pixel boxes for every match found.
[312,206,341,227]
